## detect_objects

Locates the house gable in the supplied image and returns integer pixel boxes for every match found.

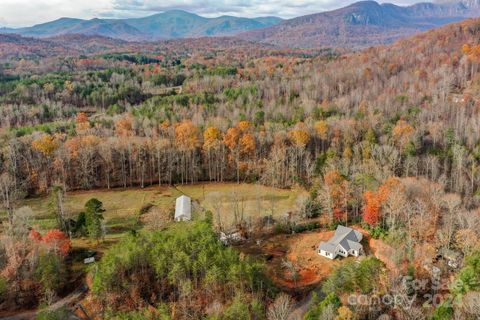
[318,226,364,259]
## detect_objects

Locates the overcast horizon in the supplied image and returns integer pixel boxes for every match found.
[0,0,430,28]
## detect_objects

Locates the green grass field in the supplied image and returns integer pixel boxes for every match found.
[183,183,307,226]
[21,183,307,236]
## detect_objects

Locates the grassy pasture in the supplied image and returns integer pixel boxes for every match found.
[20,183,307,237]
[180,183,307,226]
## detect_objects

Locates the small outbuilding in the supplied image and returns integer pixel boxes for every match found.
[318,225,364,259]
[219,230,245,245]
[175,195,192,221]
[84,257,95,264]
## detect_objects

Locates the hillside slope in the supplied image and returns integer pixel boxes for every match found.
[239,0,480,48]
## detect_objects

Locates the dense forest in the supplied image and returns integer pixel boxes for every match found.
[0,17,480,320]
[1,20,480,199]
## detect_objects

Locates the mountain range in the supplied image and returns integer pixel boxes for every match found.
[0,10,282,41]
[239,0,480,48]
[1,0,480,48]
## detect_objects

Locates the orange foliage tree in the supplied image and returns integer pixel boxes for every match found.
[362,177,402,226]
[323,170,351,223]
[115,116,134,137]
[203,126,222,151]
[314,120,328,140]
[363,191,382,226]
[223,127,241,151]
[175,121,200,183]
[32,135,59,157]
[175,121,200,150]
[392,120,415,149]
[64,135,100,159]
[237,120,252,133]
[203,126,224,181]
[462,43,480,63]
[223,122,256,182]
[289,123,310,148]
[76,112,90,133]
[240,133,256,156]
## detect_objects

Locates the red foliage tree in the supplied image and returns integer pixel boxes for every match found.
[28,229,43,242]
[363,191,381,226]
[362,178,401,226]
[43,229,71,257]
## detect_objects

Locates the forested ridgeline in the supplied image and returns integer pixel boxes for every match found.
[0,19,479,201]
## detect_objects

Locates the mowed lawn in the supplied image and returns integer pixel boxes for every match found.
[21,183,307,236]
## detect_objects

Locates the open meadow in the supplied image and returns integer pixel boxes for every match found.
[21,183,307,239]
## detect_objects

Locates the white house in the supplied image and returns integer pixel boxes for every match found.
[175,195,192,221]
[318,226,364,259]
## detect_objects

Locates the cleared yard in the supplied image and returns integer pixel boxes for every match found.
[238,228,368,291]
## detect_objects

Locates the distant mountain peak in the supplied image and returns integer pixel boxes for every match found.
[163,9,195,14]
[156,10,203,17]
[1,9,282,40]
[239,0,480,48]
[435,0,480,8]
[2,0,479,46]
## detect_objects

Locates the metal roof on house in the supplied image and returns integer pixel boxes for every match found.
[318,226,363,254]
[319,242,337,252]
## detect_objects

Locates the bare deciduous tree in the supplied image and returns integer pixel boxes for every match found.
[267,293,294,320]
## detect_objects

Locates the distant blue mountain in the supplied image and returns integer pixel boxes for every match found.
[2,11,283,41]
[2,1,478,47]
[4,18,144,41]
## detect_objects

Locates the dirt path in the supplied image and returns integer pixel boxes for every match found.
[288,288,324,320]
[2,285,88,320]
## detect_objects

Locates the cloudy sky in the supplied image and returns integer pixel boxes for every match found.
[0,0,427,27]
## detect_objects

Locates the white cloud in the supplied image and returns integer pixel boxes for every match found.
[108,0,424,18]
[0,0,426,27]
[108,0,361,18]
[0,0,112,27]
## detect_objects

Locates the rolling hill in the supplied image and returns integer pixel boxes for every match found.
[239,0,480,48]
[0,33,273,60]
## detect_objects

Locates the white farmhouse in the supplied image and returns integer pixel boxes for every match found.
[175,195,192,221]
[318,225,364,259]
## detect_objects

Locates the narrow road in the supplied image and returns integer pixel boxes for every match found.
[288,288,324,320]
[2,285,88,320]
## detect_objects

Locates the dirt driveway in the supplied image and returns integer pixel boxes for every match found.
[238,229,360,291]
